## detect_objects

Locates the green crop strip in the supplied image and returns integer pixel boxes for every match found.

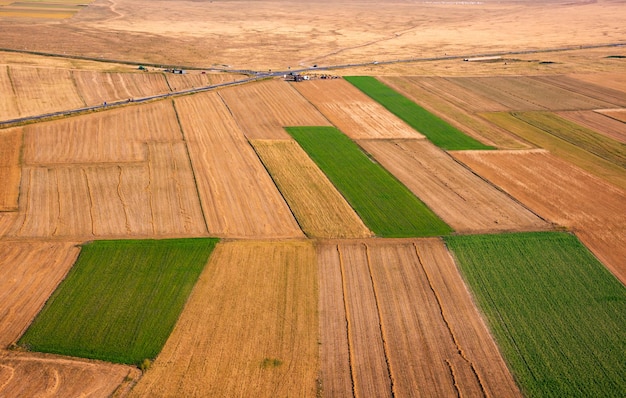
[286,126,452,237]
[446,232,626,397]
[344,76,493,150]
[19,238,219,365]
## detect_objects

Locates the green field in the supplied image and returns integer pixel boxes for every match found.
[344,76,493,150]
[445,232,626,397]
[19,238,219,365]
[286,126,452,237]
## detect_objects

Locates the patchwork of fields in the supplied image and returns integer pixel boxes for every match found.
[0,50,625,398]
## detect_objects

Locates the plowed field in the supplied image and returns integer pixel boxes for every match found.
[174,93,302,238]
[251,140,372,238]
[358,139,548,233]
[218,79,330,140]
[292,79,422,139]
[0,128,21,211]
[0,241,79,347]
[130,240,318,398]
[452,150,626,285]
[557,110,626,144]
[0,351,136,398]
[317,238,520,397]
[72,70,170,106]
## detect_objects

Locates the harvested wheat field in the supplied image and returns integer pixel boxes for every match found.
[557,110,626,144]
[72,70,170,106]
[317,238,521,397]
[23,101,181,165]
[379,76,528,149]
[568,72,626,96]
[175,92,302,238]
[529,74,626,108]
[0,128,21,211]
[251,140,372,238]
[0,241,79,347]
[453,150,626,285]
[218,79,330,140]
[0,351,137,398]
[131,240,318,398]
[293,79,422,140]
[358,139,548,233]
[0,65,19,118]
[164,71,242,92]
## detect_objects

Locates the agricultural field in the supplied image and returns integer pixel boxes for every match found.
[287,126,452,237]
[317,238,521,397]
[130,240,319,397]
[557,110,626,144]
[0,127,21,210]
[18,238,218,365]
[599,108,626,123]
[529,75,626,108]
[345,76,493,150]
[446,232,626,397]
[0,0,93,19]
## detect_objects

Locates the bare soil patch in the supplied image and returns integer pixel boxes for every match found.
[317,238,521,397]
[293,79,422,139]
[174,92,303,238]
[218,79,330,140]
[0,128,21,211]
[359,139,548,233]
[557,110,626,144]
[130,240,319,398]
[251,140,372,238]
[452,150,626,285]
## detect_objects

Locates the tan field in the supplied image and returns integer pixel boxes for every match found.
[598,108,626,124]
[72,69,170,105]
[130,240,319,397]
[251,140,372,238]
[557,110,626,144]
[0,128,21,210]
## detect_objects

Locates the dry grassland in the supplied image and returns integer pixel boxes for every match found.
[317,239,521,397]
[0,128,21,211]
[358,139,548,233]
[453,150,626,285]
[218,79,330,140]
[292,79,422,140]
[251,140,372,238]
[174,92,303,238]
[72,70,170,106]
[0,351,136,398]
[0,241,79,347]
[379,76,528,149]
[130,240,319,398]
[557,111,626,144]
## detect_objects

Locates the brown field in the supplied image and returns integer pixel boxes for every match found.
[23,101,181,164]
[379,76,528,149]
[0,351,137,398]
[292,78,423,139]
[174,92,303,238]
[0,128,21,211]
[598,108,626,123]
[530,74,626,108]
[251,140,372,238]
[130,240,319,398]
[72,70,170,106]
[453,150,626,285]
[569,72,626,95]
[0,65,19,118]
[557,110,626,144]
[317,238,521,397]
[359,139,549,233]
[218,79,330,140]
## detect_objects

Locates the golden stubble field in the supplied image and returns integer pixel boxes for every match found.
[1,0,625,396]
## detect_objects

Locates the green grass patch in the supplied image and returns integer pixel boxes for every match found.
[19,238,219,365]
[445,232,626,397]
[286,126,452,237]
[344,76,493,150]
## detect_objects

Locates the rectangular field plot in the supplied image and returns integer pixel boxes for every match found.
[446,232,626,398]
[251,140,372,238]
[452,150,626,284]
[358,139,548,233]
[567,72,626,98]
[530,75,626,108]
[557,110,626,144]
[218,79,330,139]
[18,238,219,365]
[72,70,170,106]
[175,93,303,238]
[317,239,521,397]
[345,76,492,150]
[292,79,423,139]
[0,65,19,119]
[130,241,319,397]
[0,128,21,210]
[0,241,80,347]
[287,126,452,237]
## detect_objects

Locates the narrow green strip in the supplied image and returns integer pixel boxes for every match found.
[446,232,626,397]
[19,238,219,365]
[345,76,493,150]
[287,126,452,237]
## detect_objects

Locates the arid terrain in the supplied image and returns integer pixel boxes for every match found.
[0,0,624,396]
